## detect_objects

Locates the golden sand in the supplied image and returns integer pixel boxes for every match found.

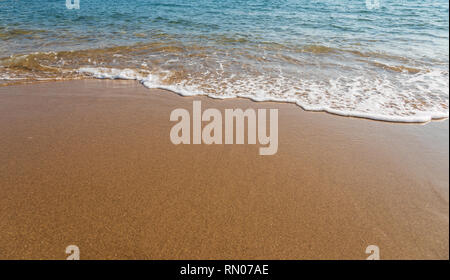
[0,80,448,259]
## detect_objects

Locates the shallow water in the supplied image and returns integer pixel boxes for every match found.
[0,0,448,122]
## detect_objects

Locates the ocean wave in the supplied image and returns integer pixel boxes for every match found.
[78,66,449,123]
[1,41,448,124]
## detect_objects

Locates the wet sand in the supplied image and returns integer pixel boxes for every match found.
[0,79,448,259]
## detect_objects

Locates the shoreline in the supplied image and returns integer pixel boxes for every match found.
[2,74,448,124]
[0,79,448,259]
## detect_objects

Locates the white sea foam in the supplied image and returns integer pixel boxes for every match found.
[77,67,449,123]
[78,67,145,80]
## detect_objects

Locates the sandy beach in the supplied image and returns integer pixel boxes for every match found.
[0,79,448,259]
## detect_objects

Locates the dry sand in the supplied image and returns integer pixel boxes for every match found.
[0,79,448,259]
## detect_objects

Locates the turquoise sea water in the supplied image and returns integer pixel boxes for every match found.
[0,0,448,122]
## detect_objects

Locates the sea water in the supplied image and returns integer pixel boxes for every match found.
[0,0,448,122]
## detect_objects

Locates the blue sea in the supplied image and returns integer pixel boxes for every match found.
[0,0,448,122]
